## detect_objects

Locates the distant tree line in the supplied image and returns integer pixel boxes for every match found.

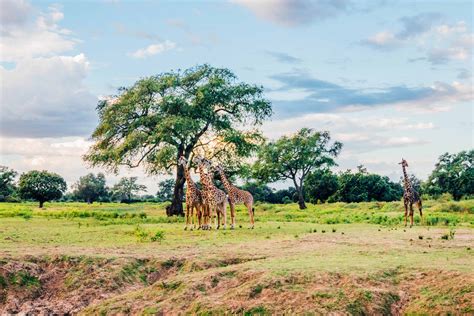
[0,149,472,208]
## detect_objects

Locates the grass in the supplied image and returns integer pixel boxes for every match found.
[0,200,473,314]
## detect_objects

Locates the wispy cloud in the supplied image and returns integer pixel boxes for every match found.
[113,22,162,41]
[166,18,219,46]
[361,13,473,65]
[265,51,302,63]
[128,40,176,59]
[268,70,472,116]
[232,0,351,27]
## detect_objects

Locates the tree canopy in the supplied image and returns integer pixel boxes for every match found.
[424,150,473,200]
[72,173,108,204]
[156,179,174,202]
[111,177,147,203]
[84,64,272,216]
[253,128,342,209]
[0,166,17,202]
[18,170,67,207]
[334,167,403,203]
[305,169,339,203]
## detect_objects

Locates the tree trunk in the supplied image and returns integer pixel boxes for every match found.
[292,179,306,210]
[297,188,306,209]
[39,200,44,208]
[167,162,185,217]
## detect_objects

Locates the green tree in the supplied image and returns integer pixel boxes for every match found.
[156,179,174,202]
[0,166,17,202]
[241,182,275,202]
[335,168,403,202]
[425,150,473,200]
[72,173,108,204]
[18,170,67,207]
[84,64,271,216]
[111,177,147,203]
[253,129,342,209]
[305,169,339,203]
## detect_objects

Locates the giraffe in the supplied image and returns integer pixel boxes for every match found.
[214,163,255,229]
[178,156,203,230]
[399,158,423,227]
[194,156,227,230]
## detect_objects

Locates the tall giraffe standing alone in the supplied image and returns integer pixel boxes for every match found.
[178,156,203,230]
[399,158,422,227]
[215,163,255,229]
[194,157,227,230]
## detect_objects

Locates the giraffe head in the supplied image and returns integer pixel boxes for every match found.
[178,156,187,167]
[399,158,408,168]
[202,158,213,170]
[214,164,224,173]
[193,156,204,165]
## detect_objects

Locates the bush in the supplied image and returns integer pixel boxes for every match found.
[151,230,165,242]
[438,193,454,202]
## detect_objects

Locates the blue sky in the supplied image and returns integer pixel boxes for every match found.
[1,0,472,192]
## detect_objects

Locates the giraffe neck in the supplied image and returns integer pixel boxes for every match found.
[402,166,411,192]
[183,166,195,187]
[198,163,213,189]
[218,169,233,192]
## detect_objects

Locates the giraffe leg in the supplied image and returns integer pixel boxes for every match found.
[212,205,218,230]
[203,204,209,230]
[409,203,414,228]
[197,204,202,230]
[404,202,408,227]
[418,200,423,226]
[229,202,236,230]
[216,207,221,230]
[190,205,195,231]
[246,202,254,229]
[184,204,190,230]
[221,200,227,230]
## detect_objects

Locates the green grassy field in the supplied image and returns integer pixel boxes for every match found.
[1,200,473,314]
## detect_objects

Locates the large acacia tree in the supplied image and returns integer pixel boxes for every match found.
[253,128,342,209]
[84,65,271,216]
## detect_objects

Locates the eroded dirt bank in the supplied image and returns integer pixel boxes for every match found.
[1,255,473,315]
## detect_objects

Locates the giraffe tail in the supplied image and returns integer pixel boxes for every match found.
[252,207,255,215]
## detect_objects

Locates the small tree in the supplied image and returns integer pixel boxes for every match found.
[253,128,342,209]
[156,179,174,202]
[0,166,17,202]
[72,173,108,204]
[18,170,67,207]
[305,169,339,203]
[111,177,147,203]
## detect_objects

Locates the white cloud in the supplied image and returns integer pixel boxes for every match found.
[0,136,164,193]
[0,1,97,138]
[129,41,176,59]
[0,4,77,62]
[363,18,473,65]
[262,112,435,141]
[392,81,472,113]
[362,31,400,49]
[0,0,32,32]
[1,54,97,137]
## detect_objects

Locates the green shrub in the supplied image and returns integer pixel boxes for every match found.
[151,230,165,242]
